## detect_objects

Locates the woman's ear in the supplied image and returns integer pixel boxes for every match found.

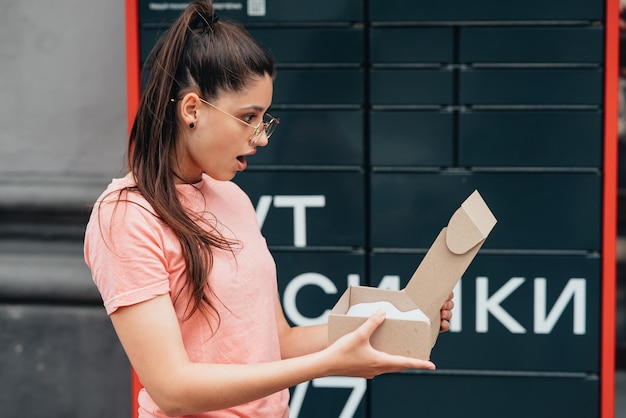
[179,92,201,128]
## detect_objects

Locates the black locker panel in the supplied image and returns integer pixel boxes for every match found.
[233,171,365,248]
[274,251,366,325]
[370,27,454,64]
[272,69,364,106]
[459,69,603,105]
[138,1,187,24]
[272,252,368,418]
[370,110,453,167]
[139,0,364,25]
[370,69,454,105]
[458,111,603,167]
[140,27,366,65]
[370,253,600,372]
[369,0,603,22]
[288,382,366,418]
[252,110,364,166]
[369,173,601,251]
[133,1,610,417]
[370,373,598,418]
[139,28,164,63]
[460,27,604,63]
[248,28,364,65]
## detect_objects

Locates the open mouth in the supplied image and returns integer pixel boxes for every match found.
[236,155,248,171]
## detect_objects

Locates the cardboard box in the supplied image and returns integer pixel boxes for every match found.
[328,190,497,359]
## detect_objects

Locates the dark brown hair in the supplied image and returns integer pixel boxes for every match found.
[126,1,275,321]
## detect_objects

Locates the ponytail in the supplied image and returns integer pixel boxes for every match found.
[126,1,275,323]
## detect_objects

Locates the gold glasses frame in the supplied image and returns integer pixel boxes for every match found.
[197,98,279,145]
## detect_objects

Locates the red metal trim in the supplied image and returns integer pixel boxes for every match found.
[125,0,140,152]
[602,0,619,416]
[125,0,141,417]
[131,370,142,418]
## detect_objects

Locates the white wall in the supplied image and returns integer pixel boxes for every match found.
[0,1,127,204]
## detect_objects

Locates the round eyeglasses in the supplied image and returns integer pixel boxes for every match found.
[197,97,279,145]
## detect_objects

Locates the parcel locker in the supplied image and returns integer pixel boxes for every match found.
[370,373,599,418]
[252,110,364,167]
[272,250,368,418]
[140,15,366,64]
[369,27,454,64]
[369,0,602,23]
[139,28,163,63]
[139,0,363,25]
[273,251,366,326]
[370,253,601,372]
[234,171,365,248]
[272,69,364,106]
[125,0,618,417]
[459,27,604,64]
[138,26,384,65]
[459,68,604,106]
[369,69,454,106]
[370,172,601,251]
[369,110,453,167]
[287,382,365,418]
[458,111,603,168]
[248,28,364,66]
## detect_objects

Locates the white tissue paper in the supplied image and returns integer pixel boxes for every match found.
[345,301,429,322]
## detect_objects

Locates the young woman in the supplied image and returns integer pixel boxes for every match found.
[84,1,453,416]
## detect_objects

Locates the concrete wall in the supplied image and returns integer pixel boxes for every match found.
[0,1,127,182]
[0,1,131,416]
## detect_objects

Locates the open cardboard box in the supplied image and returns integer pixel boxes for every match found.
[328,190,497,360]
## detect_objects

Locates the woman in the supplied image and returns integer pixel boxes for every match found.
[84,1,453,416]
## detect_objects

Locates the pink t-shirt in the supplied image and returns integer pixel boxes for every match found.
[84,174,289,418]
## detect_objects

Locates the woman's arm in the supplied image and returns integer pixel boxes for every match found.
[111,294,435,417]
[274,296,328,359]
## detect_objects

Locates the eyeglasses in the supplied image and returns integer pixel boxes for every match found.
[198,98,279,145]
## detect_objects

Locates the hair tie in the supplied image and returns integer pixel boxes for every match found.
[193,10,219,30]
[207,12,219,24]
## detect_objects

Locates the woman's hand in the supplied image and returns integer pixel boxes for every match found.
[321,309,435,379]
[439,292,454,333]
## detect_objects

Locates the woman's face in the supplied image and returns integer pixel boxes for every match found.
[175,73,274,182]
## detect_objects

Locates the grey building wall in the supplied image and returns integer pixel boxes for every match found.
[0,1,127,181]
[0,1,131,416]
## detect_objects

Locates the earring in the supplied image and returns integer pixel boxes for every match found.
[189,122,195,128]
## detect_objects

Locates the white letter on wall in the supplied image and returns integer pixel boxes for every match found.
[283,272,336,326]
[534,278,586,335]
[273,195,326,247]
[476,277,526,334]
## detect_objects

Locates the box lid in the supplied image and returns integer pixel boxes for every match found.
[403,190,497,324]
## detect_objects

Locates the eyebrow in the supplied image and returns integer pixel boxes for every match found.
[240,105,270,113]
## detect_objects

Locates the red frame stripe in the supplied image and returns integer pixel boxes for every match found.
[124,1,142,417]
[602,0,619,417]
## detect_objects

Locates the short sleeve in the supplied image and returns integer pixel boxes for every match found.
[84,198,171,315]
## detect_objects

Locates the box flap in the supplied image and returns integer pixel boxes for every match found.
[446,190,498,254]
[403,190,497,330]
